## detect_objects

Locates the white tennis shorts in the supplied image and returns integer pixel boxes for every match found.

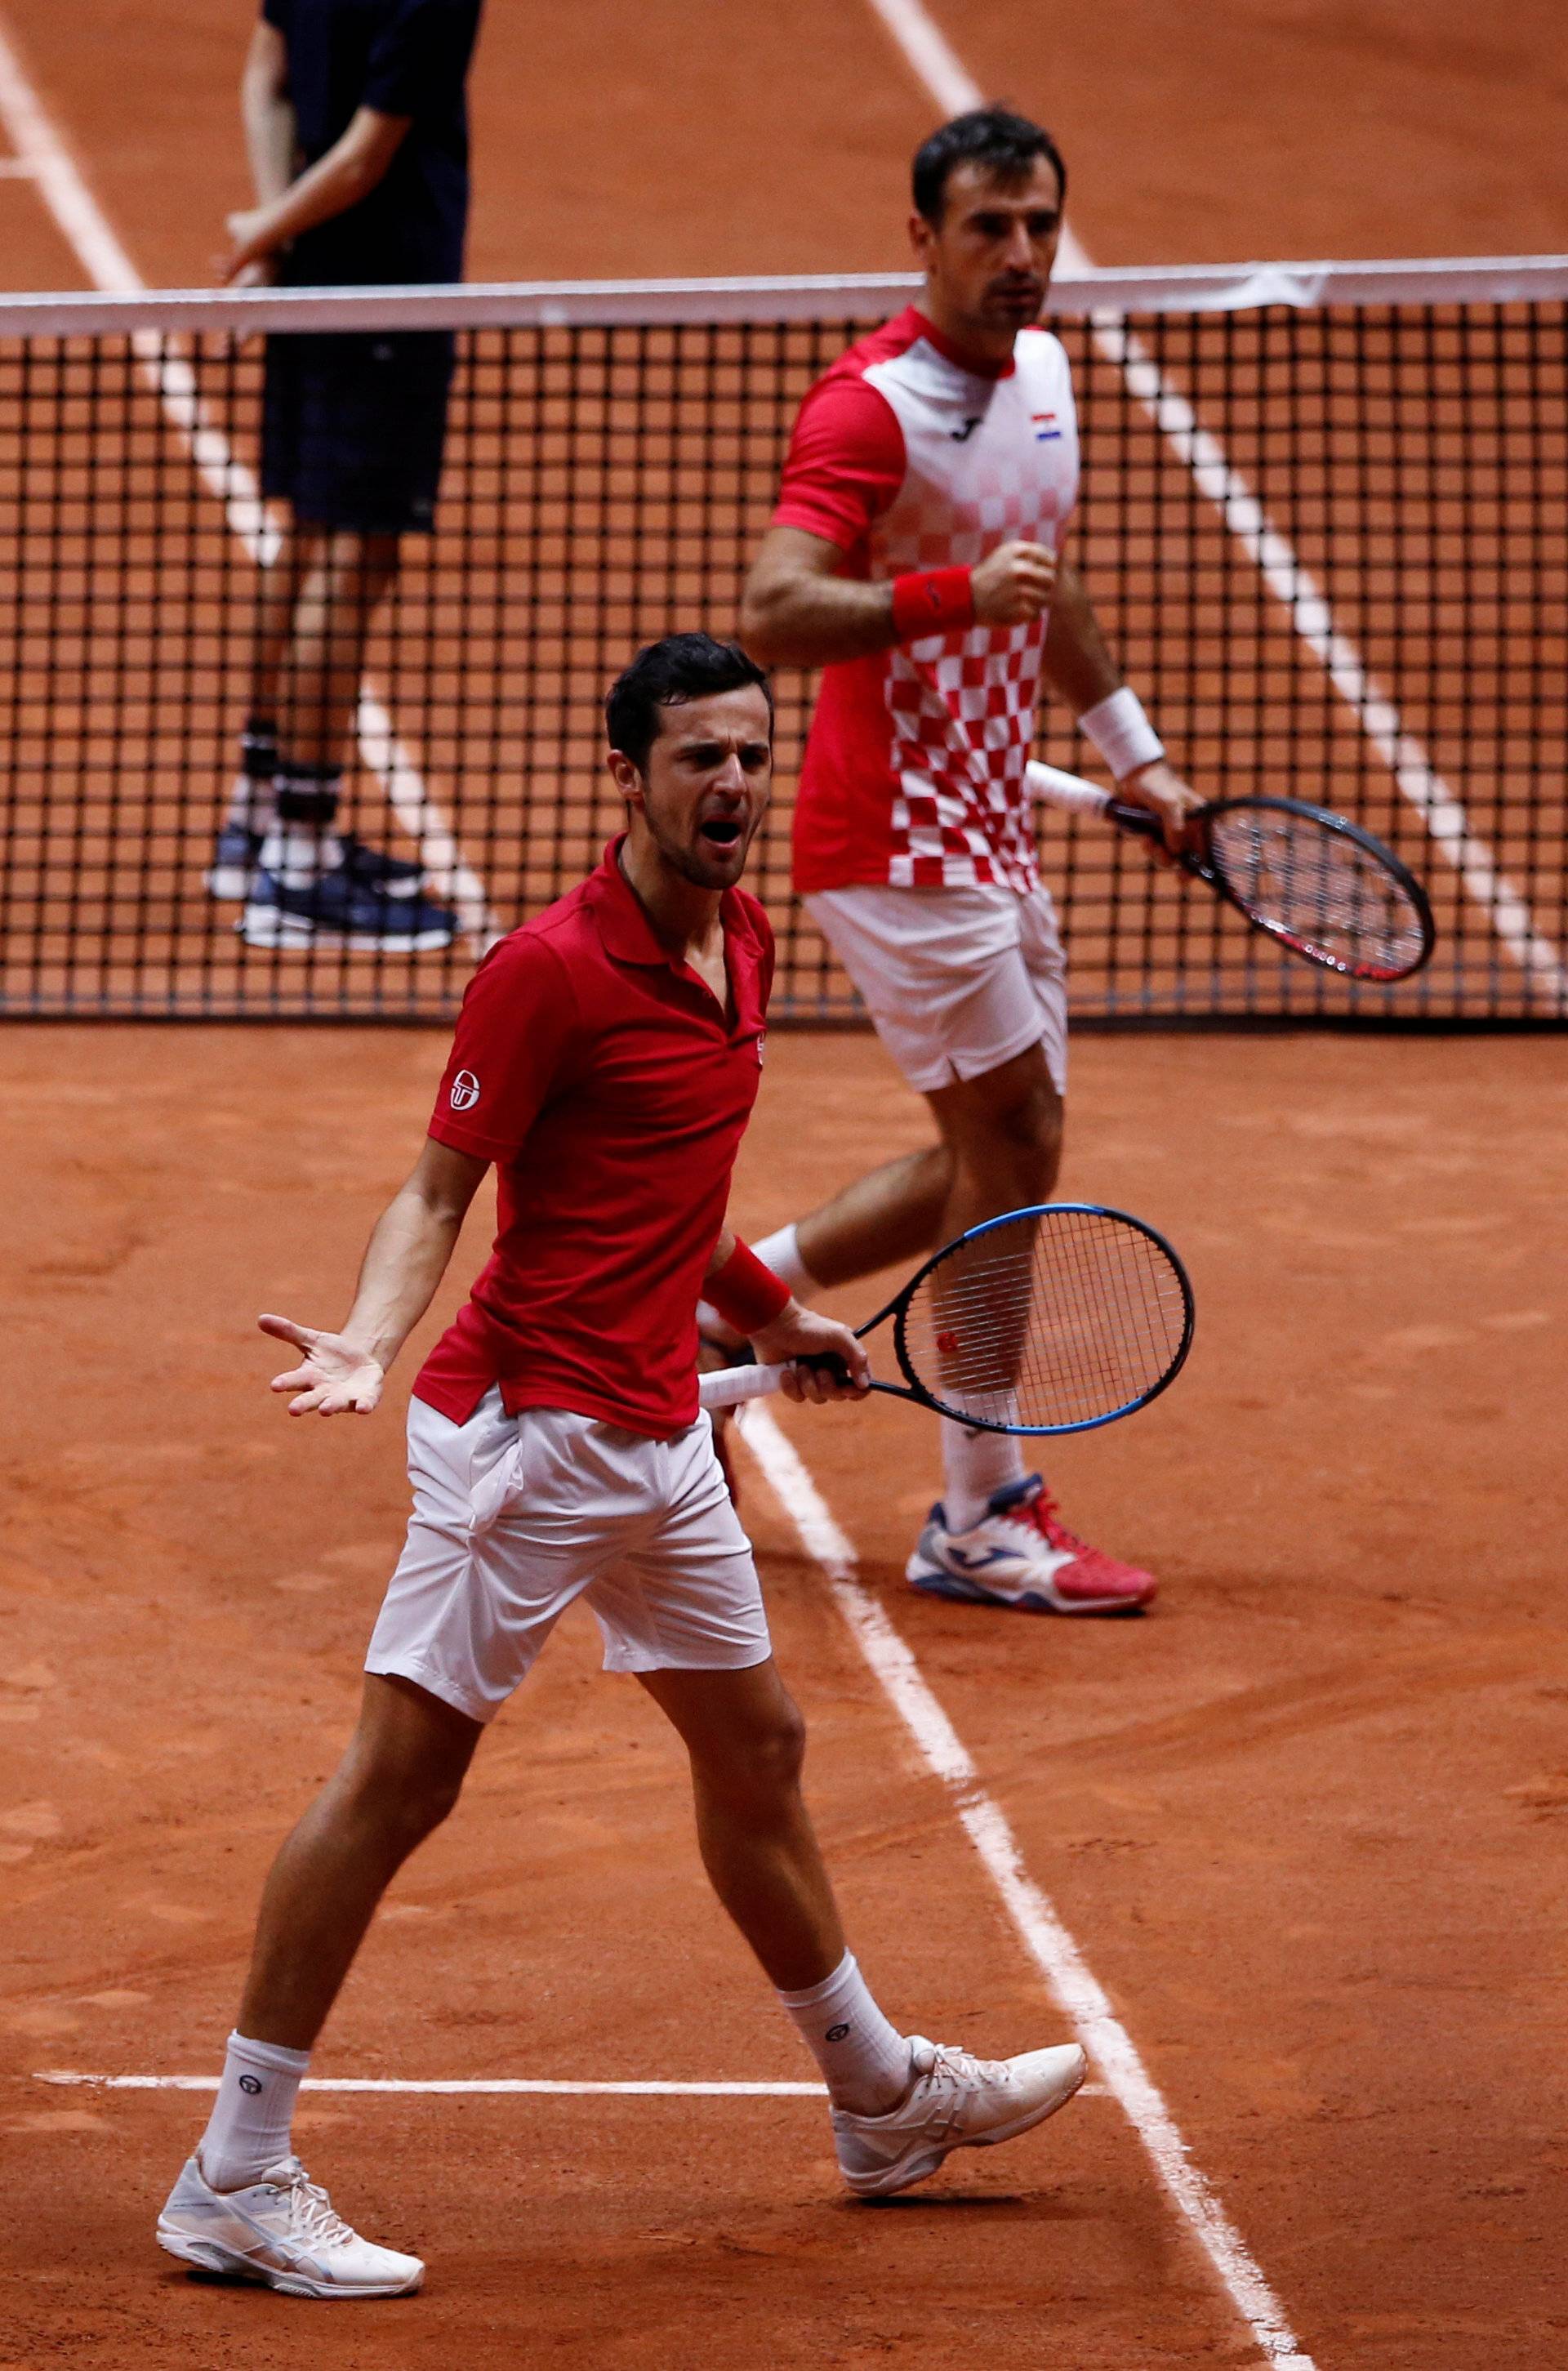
[363,1389,772,1725]
[805,881,1068,1098]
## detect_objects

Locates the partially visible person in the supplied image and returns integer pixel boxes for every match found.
[209,0,484,953]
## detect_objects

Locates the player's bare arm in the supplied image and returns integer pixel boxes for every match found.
[704,1225,871,1405]
[261,1137,488,1415]
[742,525,1057,670]
[229,21,297,288]
[1043,559,1202,853]
[224,103,412,284]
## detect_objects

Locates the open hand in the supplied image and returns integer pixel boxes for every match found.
[750,1305,871,1406]
[259,1313,385,1416]
[1116,758,1205,858]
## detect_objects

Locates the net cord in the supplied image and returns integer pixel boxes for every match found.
[3,255,1568,340]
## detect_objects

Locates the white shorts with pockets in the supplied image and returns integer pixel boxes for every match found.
[364,1388,772,1725]
[805,880,1068,1098]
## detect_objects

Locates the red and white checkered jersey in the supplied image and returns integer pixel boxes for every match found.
[773,306,1079,895]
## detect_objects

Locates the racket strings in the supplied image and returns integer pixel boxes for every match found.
[902,1210,1189,1431]
[1208,809,1428,980]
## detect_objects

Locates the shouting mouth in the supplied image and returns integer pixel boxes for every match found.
[698,815,744,851]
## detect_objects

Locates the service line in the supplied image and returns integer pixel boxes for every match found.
[0,15,497,947]
[861,0,1567,1008]
[738,1402,1318,2371]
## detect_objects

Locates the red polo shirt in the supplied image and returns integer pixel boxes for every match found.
[413,839,773,1438]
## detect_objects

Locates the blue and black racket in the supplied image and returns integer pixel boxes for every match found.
[699,1202,1193,1437]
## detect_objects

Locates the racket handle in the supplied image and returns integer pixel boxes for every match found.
[1025,760,1111,817]
[1103,798,1165,839]
[698,1362,786,1412]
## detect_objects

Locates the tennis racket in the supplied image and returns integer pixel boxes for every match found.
[698,1202,1193,1436]
[1027,760,1435,983]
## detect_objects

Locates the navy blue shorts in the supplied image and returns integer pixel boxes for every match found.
[261,330,456,535]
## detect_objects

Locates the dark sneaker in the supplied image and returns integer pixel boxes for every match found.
[209,827,425,905]
[238,867,457,952]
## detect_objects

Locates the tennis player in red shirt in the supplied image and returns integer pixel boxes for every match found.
[157,634,1087,2299]
[728,108,1202,1618]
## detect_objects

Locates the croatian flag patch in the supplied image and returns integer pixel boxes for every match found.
[1032,411,1062,442]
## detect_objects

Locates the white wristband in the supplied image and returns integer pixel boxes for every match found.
[1079,686,1165,781]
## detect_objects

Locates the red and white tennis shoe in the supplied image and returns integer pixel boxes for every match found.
[906,1475,1156,1613]
[832,2035,1087,2197]
[157,2152,424,2298]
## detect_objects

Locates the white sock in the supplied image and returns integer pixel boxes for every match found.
[197,2030,310,2191]
[697,1221,818,1344]
[258,822,342,889]
[941,1418,1028,1531]
[777,1950,911,2116]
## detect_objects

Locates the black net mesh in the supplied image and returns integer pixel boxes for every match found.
[1,292,1564,1020]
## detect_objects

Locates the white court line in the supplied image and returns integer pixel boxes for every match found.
[738,1402,1317,2371]
[34,2069,1110,2099]
[0,15,497,946]
[38,2073,829,2098]
[860,0,1567,1006]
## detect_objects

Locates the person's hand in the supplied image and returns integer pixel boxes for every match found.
[1115,757,1205,858]
[227,253,278,291]
[970,540,1058,627]
[750,1304,871,1406]
[220,207,278,287]
[259,1313,385,1415]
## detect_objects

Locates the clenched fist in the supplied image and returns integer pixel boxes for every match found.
[970,540,1058,626]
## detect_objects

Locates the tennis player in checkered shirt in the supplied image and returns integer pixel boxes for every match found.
[724,107,1201,1616]
[154,635,1086,2299]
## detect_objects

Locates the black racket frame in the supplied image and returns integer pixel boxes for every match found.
[1107,793,1437,982]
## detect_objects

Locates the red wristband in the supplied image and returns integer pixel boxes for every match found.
[891,566,975,642]
[706,1238,793,1337]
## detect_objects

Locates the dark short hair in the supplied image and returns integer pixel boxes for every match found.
[912,106,1067,225]
[604,633,773,773]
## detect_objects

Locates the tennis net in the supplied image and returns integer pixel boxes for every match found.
[2,259,1565,1022]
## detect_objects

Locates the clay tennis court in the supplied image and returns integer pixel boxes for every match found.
[3,6,1566,2367]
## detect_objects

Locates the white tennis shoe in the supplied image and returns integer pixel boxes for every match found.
[157,2151,424,2298]
[831,2035,1088,2198]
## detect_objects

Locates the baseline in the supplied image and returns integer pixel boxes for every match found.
[36,2070,1109,2097]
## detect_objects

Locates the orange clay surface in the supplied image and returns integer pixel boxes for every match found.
[3,4,1568,2367]
[3,1026,1566,2369]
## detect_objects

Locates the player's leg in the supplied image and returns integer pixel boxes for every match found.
[760,884,1155,1611]
[794,1140,952,1287]
[233,1671,479,2058]
[906,903,1156,1612]
[159,1388,570,2296]
[156,1670,474,2297]
[604,1423,1086,2195]
[639,1657,1086,2193]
